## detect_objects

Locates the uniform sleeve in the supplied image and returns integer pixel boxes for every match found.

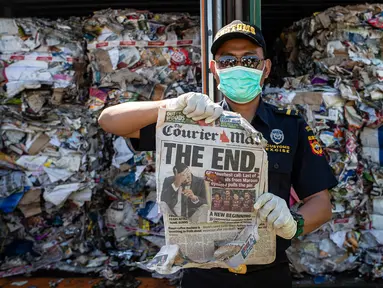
[291,118,338,199]
[130,123,156,151]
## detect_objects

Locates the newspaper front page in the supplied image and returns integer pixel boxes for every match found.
[151,107,276,272]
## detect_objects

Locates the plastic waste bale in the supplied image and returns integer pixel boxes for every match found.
[83,9,202,110]
[82,10,203,281]
[264,3,383,279]
[0,8,200,282]
[0,17,87,102]
[0,99,106,277]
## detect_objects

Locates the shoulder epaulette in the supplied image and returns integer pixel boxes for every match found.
[274,107,301,117]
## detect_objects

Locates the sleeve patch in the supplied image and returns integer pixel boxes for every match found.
[308,137,324,156]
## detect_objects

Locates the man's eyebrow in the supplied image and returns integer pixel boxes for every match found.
[244,51,261,56]
[217,52,236,57]
[217,51,262,58]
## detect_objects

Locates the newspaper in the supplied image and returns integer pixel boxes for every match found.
[147,107,276,273]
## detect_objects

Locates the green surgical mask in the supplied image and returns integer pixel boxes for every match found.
[216,65,264,104]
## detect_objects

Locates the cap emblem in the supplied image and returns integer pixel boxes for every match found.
[215,23,256,39]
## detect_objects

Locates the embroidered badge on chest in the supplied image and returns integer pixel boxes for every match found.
[270,129,284,145]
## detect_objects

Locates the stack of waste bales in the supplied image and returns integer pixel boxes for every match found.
[0,10,201,282]
[264,3,383,279]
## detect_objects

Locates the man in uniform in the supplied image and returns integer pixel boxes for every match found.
[241,191,254,212]
[222,190,232,211]
[99,20,337,288]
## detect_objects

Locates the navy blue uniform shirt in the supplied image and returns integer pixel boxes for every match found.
[131,97,338,267]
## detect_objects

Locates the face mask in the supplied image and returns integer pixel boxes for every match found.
[216,65,264,104]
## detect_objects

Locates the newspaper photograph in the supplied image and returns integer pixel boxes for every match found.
[148,107,276,272]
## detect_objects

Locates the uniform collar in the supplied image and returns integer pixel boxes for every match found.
[221,97,270,127]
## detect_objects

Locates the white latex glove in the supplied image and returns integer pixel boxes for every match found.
[254,193,297,240]
[167,92,223,123]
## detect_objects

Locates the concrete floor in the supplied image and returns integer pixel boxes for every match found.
[1,276,383,288]
[0,277,174,288]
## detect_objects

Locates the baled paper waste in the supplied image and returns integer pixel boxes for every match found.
[264,3,383,279]
[0,8,202,283]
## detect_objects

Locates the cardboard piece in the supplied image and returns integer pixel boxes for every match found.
[18,189,42,218]
[292,91,324,111]
[28,133,50,155]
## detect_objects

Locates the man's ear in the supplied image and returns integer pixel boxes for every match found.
[210,60,216,74]
[210,60,220,82]
[260,59,272,86]
[264,59,272,79]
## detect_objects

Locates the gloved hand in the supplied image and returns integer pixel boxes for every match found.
[254,193,297,239]
[166,92,223,123]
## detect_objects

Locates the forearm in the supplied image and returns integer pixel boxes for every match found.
[98,100,167,137]
[298,191,332,235]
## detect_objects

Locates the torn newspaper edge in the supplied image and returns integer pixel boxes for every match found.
[138,222,259,275]
[140,107,275,273]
